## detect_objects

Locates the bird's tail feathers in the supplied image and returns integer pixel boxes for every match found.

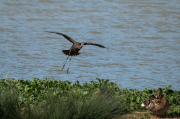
[62,50,80,56]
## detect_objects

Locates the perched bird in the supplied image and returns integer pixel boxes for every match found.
[45,31,106,73]
[141,88,170,118]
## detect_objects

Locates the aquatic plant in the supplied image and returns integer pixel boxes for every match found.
[0,78,179,118]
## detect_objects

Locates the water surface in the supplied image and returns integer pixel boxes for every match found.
[0,0,180,90]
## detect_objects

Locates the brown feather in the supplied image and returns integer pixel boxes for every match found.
[62,50,80,56]
[141,88,170,117]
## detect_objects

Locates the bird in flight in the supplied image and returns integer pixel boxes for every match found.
[45,31,106,74]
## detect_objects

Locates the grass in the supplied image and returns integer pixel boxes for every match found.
[0,77,180,119]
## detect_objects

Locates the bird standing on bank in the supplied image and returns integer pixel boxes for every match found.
[45,31,106,74]
[141,88,170,118]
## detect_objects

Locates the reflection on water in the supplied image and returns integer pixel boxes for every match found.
[0,0,180,90]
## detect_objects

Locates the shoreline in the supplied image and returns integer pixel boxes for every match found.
[0,78,179,118]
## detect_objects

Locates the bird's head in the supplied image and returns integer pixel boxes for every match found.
[81,42,85,52]
[81,42,84,47]
[155,88,163,99]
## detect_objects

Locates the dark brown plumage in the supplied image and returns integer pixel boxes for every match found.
[155,88,163,99]
[45,31,106,73]
[141,88,170,118]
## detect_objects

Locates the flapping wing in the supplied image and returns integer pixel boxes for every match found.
[45,31,76,43]
[84,42,106,48]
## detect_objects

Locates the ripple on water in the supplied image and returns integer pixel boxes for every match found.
[0,0,180,90]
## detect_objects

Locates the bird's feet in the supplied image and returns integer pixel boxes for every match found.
[67,68,69,74]
[155,114,159,118]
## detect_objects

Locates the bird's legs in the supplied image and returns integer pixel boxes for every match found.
[61,55,69,70]
[155,114,159,119]
[67,57,73,74]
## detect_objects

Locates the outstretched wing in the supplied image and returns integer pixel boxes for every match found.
[45,31,76,43]
[84,42,106,48]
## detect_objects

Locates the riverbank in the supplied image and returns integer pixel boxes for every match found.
[0,78,179,119]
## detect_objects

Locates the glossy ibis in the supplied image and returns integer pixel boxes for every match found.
[45,31,106,73]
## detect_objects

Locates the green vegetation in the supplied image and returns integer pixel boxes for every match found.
[0,77,180,119]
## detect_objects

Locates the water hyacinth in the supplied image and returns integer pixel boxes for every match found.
[0,78,179,119]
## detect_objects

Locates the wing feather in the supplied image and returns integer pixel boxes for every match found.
[45,31,76,43]
[83,42,106,48]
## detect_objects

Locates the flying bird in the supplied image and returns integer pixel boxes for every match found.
[45,31,106,73]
